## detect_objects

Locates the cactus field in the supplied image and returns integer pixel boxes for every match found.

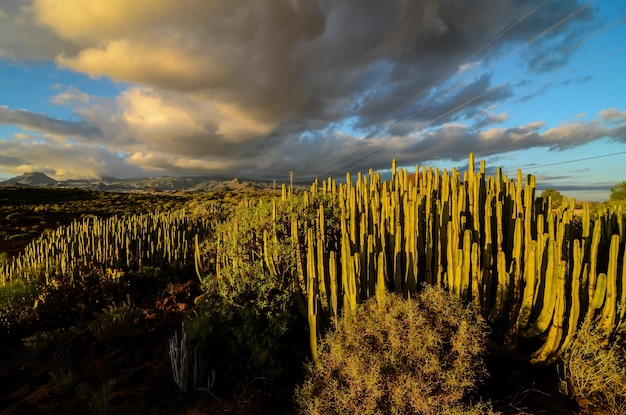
[273,153,626,367]
[1,154,625,414]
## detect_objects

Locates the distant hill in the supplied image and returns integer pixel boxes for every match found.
[0,172,292,193]
[0,172,58,187]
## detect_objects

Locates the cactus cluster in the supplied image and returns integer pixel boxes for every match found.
[282,153,626,365]
[1,210,214,284]
[5,153,623,368]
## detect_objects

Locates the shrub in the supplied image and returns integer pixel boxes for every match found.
[188,197,316,381]
[5,212,24,224]
[0,279,39,334]
[88,302,142,341]
[295,286,493,415]
[23,326,80,351]
[560,318,626,414]
[189,194,340,376]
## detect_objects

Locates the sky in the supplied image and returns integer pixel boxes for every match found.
[0,0,625,201]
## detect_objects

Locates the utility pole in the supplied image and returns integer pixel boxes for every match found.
[289,171,294,198]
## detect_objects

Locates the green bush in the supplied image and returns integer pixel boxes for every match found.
[187,263,306,380]
[188,196,320,380]
[295,286,493,415]
[0,262,173,339]
[560,318,626,414]
[540,188,564,209]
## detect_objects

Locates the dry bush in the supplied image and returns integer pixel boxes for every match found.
[295,286,494,415]
[560,318,626,414]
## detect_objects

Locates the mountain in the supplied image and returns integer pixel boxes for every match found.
[0,172,292,193]
[0,172,58,186]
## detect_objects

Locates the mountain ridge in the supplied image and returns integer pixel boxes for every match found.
[1,172,59,186]
[0,172,290,193]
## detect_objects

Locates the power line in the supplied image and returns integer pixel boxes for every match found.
[306,1,620,179]
[525,16,626,74]
[376,0,551,126]
[521,150,626,170]
[396,0,600,126]
[311,2,554,177]
[566,45,626,76]
[336,1,604,179]
[404,12,626,130]
[344,9,626,179]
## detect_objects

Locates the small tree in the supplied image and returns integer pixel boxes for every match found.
[609,181,626,201]
[541,188,564,209]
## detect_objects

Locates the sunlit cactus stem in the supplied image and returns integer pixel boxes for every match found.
[600,234,620,334]
[306,229,318,365]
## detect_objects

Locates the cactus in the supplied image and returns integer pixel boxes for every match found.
[2,209,210,284]
[194,234,207,282]
[529,260,567,365]
[306,229,318,364]
[6,153,622,368]
[553,239,583,362]
[590,273,607,310]
[329,251,339,326]
[600,234,620,334]
[489,250,510,324]
[521,240,557,338]
[620,244,626,322]
[516,242,537,330]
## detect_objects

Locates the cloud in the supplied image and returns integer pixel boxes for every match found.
[600,108,626,123]
[0,105,100,138]
[25,0,597,125]
[1,103,625,182]
[0,0,79,60]
[51,86,91,105]
[0,132,144,179]
[30,0,178,44]
[473,111,509,129]
[0,0,610,181]
[512,0,596,73]
[57,40,231,91]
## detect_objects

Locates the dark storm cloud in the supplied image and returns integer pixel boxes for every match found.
[0,0,615,180]
[39,0,598,128]
[513,0,597,73]
[0,0,80,60]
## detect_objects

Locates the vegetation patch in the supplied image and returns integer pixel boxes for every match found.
[1,156,625,414]
[560,318,626,414]
[295,286,493,415]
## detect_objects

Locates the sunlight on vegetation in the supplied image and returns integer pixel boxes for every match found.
[1,153,625,413]
[295,286,493,414]
[561,318,626,414]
